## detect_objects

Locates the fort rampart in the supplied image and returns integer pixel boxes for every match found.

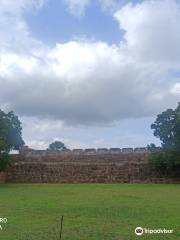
[4,147,180,183]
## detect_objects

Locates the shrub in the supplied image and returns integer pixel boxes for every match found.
[149,150,180,171]
[0,153,12,172]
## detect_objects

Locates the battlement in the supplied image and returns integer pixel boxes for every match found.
[19,146,148,157]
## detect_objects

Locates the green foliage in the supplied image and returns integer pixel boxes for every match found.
[151,103,180,150]
[0,153,11,172]
[147,143,161,152]
[0,110,24,152]
[48,141,66,151]
[149,103,180,171]
[0,109,24,171]
[149,150,180,171]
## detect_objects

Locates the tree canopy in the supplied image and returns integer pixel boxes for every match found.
[48,141,66,151]
[149,103,180,171]
[0,110,24,172]
[151,103,180,150]
[0,110,24,153]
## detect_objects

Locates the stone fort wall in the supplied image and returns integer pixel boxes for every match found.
[5,148,180,183]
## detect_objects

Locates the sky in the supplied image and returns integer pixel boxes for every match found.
[0,0,180,149]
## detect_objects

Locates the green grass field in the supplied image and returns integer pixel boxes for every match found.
[0,184,179,240]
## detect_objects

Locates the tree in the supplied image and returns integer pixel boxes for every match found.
[149,150,180,171]
[151,103,180,150]
[149,103,180,170]
[0,153,11,172]
[147,143,161,152]
[0,109,24,171]
[48,141,66,151]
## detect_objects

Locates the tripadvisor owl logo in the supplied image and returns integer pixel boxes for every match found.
[135,227,144,236]
[135,226,174,236]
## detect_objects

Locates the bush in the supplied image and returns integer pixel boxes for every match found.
[0,153,12,172]
[149,150,180,171]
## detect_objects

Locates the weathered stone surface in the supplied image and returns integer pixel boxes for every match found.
[84,149,96,154]
[109,148,121,153]
[5,152,180,183]
[97,148,109,153]
[134,147,147,152]
[19,146,149,156]
[122,148,134,153]
[73,149,84,154]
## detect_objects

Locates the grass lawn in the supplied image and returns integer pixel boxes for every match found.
[0,184,179,240]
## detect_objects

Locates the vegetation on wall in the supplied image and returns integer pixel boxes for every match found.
[0,109,24,172]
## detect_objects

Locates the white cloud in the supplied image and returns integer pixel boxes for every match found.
[114,0,180,63]
[0,0,45,52]
[0,0,45,13]
[26,140,48,149]
[99,0,129,12]
[0,0,180,128]
[171,83,180,94]
[63,0,91,16]
[99,0,119,9]
[0,39,178,125]
[63,0,136,15]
